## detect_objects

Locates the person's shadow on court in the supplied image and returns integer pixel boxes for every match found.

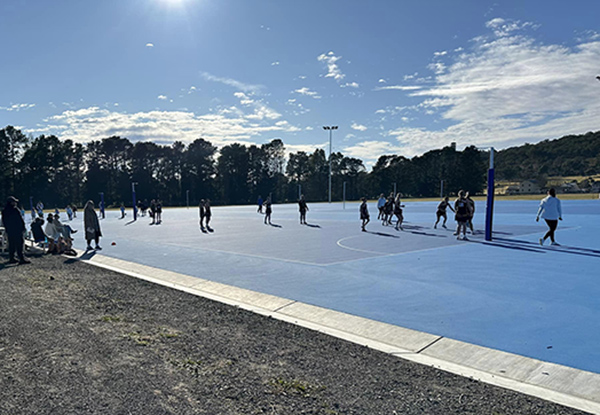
[304,223,321,228]
[269,223,282,228]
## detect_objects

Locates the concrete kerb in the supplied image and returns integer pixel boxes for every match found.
[72,250,600,415]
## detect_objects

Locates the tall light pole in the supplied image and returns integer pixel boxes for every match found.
[323,125,338,203]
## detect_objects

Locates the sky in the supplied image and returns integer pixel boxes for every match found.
[1,0,599,168]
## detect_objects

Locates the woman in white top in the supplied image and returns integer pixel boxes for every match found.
[536,188,562,246]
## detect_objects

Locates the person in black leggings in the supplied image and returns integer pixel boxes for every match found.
[536,188,562,246]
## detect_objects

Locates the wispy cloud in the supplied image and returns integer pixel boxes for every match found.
[385,17,600,156]
[0,103,36,111]
[157,95,168,100]
[200,72,262,93]
[317,51,345,81]
[293,87,321,99]
[351,123,367,131]
[145,43,154,48]
[374,85,422,91]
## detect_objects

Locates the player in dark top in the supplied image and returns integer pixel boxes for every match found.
[2,196,30,264]
[264,196,272,225]
[393,193,404,231]
[155,201,163,224]
[199,199,206,231]
[257,195,263,213]
[360,197,370,232]
[298,195,308,224]
[382,196,394,226]
[204,199,212,231]
[465,192,475,234]
[454,190,472,240]
[434,196,454,229]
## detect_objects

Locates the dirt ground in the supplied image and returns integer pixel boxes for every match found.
[0,253,589,414]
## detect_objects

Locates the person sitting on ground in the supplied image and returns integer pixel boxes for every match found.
[30,216,46,245]
[44,213,63,254]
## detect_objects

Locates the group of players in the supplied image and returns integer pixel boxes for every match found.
[360,191,476,240]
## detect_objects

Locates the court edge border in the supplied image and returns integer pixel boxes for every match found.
[74,250,600,415]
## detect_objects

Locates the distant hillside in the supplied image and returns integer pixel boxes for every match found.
[495,130,600,181]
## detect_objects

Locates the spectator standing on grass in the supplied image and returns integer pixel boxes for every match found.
[536,188,562,246]
[84,200,102,251]
[72,205,77,218]
[298,195,309,225]
[360,197,370,232]
[434,196,454,229]
[156,200,163,224]
[2,196,30,265]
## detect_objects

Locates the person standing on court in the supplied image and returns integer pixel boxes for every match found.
[2,196,30,264]
[298,195,309,225]
[465,192,475,234]
[264,196,272,225]
[204,199,212,231]
[536,188,562,246]
[434,196,454,229]
[454,190,471,240]
[84,200,102,250]
[377,194,386,220]
[257,195,263,213]
[360,197,370,232]
[199,199,206,231]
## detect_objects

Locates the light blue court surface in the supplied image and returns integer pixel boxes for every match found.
[67,200,600,374]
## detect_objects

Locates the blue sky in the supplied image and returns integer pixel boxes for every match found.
[1,0,599,167]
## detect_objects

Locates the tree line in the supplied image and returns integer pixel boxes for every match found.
[1,125,489,208]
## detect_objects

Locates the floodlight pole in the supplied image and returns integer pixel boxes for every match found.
[323,125,338,203]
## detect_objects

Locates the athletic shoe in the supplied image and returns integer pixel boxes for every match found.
[18,259,31,265]
[551,242,560,246]
[95,245,102,250]
[433,224,437,229]
[71,229,78,234]
[442,225,447,229]
[8,258,18,264]
[86,245,93,251]
[539,238,544,246]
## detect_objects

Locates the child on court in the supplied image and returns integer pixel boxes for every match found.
[264,196,272,225]
[298,195,308,224]
[360,197,370,232]
[204,199,212,231]
[434,196,454,229]
[536,188,562,246]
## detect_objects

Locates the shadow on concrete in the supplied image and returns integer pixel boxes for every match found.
[365,231,400,238]
[269,223,283,228]
[305,223,321,228]
[125,219,136,226]
[494,237,600,258]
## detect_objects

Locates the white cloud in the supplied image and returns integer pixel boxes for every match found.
[0,103,36,111]
[343,141,404,164]
[378,79,387,83]
[146,43,154,48]
[271,61,280,66]
[341,82,359,88]
[374,85,422,91]
[33,107,301,148]
[200,72,262,93]
[293,87,321,99]
[351,123,367,131]
[434,50,448,56]
[157,95,168,100]
[317,51,345,81]
[386,22,600,156]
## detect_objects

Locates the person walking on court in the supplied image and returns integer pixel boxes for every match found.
[84,200,102,250]
[155,200,163,224]
[393,193,404,231]
[199,199,206,231]
[536,188,562,246]
[120,203,126,219]
[465,192,475,234]
[377,194,386,220]
[454,190,471,240]
[264,196,272,225]
[2,196,30,264]
[360,197,370,232]
[204,199,212,231]
[382,195,394,226]
[257,195,263,213]
[298,195,309,224]
[434,196,454,229]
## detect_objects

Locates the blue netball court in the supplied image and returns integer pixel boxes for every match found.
[69,199,600,376]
